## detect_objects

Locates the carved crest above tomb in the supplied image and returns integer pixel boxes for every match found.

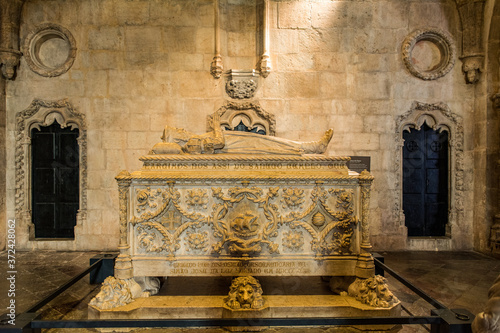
[207,101,276,136]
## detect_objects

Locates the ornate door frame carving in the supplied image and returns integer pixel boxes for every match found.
[394,102,464,240]
[15,99,87,242]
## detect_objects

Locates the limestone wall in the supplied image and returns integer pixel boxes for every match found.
[4,0,477,251]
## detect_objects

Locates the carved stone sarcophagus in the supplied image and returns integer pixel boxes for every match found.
[114,154,375,281]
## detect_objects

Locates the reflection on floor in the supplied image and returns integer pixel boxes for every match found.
[0,251,498,333]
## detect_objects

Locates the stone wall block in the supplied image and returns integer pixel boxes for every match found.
[278,1,311,29]
[150,1,198,27]
[115,0,150,26]
[285,72,320,98]
[195,27,215,54]
[350,72,391,99]
[162,26,197,53]
[227,32,257,57]
[311,1,347,29]
[363,115,395,133]
[88,27,124,51]
[312,52,348,72]
[101,131,127,150]
[277,53,314,72]
[298,29,341,53]
[373,1,408,29]
[271,29,299,54]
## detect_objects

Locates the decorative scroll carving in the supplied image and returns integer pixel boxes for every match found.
[472,274,500,333]
[0,0,25,79]
[224,276,266,310]
[346,276,400,308]
[395,102,464,241]
[23,23,77,77]
[15,99,87,241]
[208,101,276,136]
[402,28,456,81]
[211,186,280,255]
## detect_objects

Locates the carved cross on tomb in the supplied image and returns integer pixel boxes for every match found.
[161,210,183,230]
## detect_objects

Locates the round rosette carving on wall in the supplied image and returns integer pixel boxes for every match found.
[23,23,77,77]
[402,28,456,81]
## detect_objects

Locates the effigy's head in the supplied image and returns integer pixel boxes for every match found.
[225,276,265,310]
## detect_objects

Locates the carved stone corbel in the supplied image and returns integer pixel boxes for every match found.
[0,0,26,80]
[455,0,486,84]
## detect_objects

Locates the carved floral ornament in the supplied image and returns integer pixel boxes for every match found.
[402,28,456,81]
[15,99,87,237]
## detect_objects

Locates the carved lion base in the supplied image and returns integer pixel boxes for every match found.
[89,276,160,310]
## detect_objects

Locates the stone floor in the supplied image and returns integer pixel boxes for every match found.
[0,250,498,333]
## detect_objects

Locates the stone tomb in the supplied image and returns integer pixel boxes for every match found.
[89,105,400,331]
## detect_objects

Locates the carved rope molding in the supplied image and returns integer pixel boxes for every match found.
[402,28,456,81]
[15,99,87,239]
[394,102,465,239]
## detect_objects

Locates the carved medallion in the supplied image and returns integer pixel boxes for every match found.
[402,28,456,81]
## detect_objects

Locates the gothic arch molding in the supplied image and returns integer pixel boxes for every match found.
[15,99,87,241]
[394,102,464,243]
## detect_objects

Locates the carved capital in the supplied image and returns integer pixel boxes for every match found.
[460,54,484,84]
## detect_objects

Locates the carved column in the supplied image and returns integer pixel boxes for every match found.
[258,0,272,78]
[210,0,223,79]
[455,0,486,84]
[0,0,25,80]
[356,171,375,278]
[115,171,134,280]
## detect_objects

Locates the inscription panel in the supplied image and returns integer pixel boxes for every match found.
[132,258,358,277]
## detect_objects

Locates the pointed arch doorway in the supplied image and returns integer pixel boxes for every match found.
[403,122,449,236]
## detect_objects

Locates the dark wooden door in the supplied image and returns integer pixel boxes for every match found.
[403,123,448,236]
[31,123,79,238]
